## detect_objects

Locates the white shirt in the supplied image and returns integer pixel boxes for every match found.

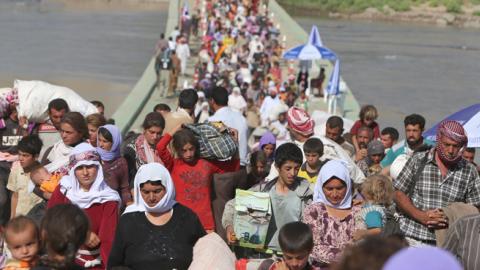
[259,96,281,125]
[208,107,248,166]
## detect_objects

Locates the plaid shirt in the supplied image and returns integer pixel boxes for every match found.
[394,149,480,242]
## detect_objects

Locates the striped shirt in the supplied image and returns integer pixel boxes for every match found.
[444,214,480,270]
[394,149,480,242]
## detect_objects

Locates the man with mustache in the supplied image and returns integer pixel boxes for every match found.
[394,120,480,246]
[381,114,434,168]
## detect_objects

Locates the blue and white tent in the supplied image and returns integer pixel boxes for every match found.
[424,103,480,148]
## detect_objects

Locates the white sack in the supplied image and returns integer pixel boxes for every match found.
[15,80,98,123]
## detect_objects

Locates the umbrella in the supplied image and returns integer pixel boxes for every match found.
[308,25,323,47]
[325,59,341,114]
[283,43,337,61]
[283,25,337,61]
[423,103,480,148]
[326,59,340,96]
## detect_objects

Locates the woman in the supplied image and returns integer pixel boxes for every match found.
[302,160,361,268]
[43,112,87,175]
[48,143,120,269]
[97,124,132,206]
[123,112,164,182]
[108,163,206,270]
[86,113,106,147]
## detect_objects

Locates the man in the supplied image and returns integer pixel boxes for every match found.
[381,114,434,167]
[38,98,69,159]
[444,213,480,270]
[380,127,399,152]
[354,126,373,162]
[266,107,365,184]
[153,103,171,117]
[176,36,190,75]
[463,147,480,173]
[154,33,168,56]
[207,86,248,167]
[463,147,476,164]
[325,116,355,158]
[394,120,480,245]
[163,89,197,135]
[167,50,181,97]
[90,100,105,115]
[259,87,281,126]
[207,86,248,241]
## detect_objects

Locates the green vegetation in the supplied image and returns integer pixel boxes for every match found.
[278,0,480,13]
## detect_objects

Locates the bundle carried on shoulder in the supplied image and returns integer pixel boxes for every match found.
[14,80,98,123]
[184,121,237,160]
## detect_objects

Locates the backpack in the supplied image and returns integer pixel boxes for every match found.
[184,121,237,160]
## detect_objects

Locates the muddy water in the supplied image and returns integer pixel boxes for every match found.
[0,0,168,116]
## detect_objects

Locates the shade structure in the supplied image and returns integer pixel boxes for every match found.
[283,43,337,61]
[423,103,480,148]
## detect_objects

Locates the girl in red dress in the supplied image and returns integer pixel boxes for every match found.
[156,126,239,232]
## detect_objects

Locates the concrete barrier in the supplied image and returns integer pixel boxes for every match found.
[111,0,178,135]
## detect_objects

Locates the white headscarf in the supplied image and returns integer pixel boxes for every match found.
[123,163,176,214]
[59,143,121,209]
[313,160,352,209]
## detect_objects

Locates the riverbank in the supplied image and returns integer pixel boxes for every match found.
[278,1,480,28]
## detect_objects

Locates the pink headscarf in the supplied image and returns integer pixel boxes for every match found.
[287,107,315,137]
[436,120,467,166]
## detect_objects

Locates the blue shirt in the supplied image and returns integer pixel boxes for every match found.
[208,107,248,166]
[381,138,435,167]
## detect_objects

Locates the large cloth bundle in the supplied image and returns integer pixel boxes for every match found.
[184,121,237,160]
[14,80,98,123]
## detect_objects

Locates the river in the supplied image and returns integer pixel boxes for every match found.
[0,0,168,116]
[292,13,480,134]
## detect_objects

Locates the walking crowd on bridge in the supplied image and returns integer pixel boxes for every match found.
[0,0,479,270]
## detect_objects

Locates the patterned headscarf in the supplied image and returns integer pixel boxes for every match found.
[436,120,467,166]
[68,148,101,170]
[60,143,120,208]
[287,107,315,137]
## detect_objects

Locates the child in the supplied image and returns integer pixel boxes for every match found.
[156,126,240,232]
[246,151,268,189]
[33,204,89,270]
[354,175,394,240]
[298,138,324,188]
[258,132,275,170]
[356,140,385,177]
[350,105,380,152]
[270,221,318,270]
[223,143,313,252]
[4,216,39,269]
[7,135,44,218]
[29,166,61,200]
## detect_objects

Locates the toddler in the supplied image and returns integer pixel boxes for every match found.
[30,166,61,199]
[354,175,394,240]
[4,216,39,269]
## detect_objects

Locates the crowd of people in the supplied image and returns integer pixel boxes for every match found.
[0,0,479,270]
